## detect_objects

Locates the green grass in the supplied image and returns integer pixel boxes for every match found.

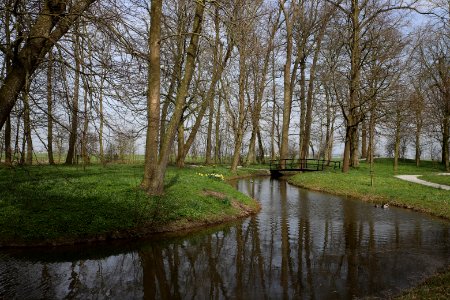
[0,164,260,245]
[420,174,450,186]
[396,267,450,299]
[288,158,450,219]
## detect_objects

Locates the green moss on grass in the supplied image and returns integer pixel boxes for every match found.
[396,267,450,299]
[0,164,259,246]
[420,174,450,186]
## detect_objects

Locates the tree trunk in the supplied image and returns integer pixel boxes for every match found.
[351,125,359,167]
[394,108,401,173]
[342,0,362,172]
[82,80,89,167]
[4,117,12,165]
[246,11,280,165]
[279,5,294,166]
[300,24,326,161]
[141,0,163,193]
[442,114,449,171]
[142,0,205,195]
[23,76,33,165]
[342,125,352,173]
[257,127,265,164]
[214,90,222,164]
[361,121,367,159]
[324,87,333,162]
[65,23,81,165]
[176,122,185,168]
[205,98,214,165]
[415,109,422,167]
[246,88,258,165]
[176,45,232,167]
[299,58,306,159]
[99,77,105,165]
[270,51,277,161]
[367,111,376,165]
[47,50,55,165]
[230,46,247,173]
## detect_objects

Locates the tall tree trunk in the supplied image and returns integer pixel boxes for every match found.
[246,11,280,165]
[159,0,187,151]
[351,126,359,167]
[343,0,362,172]
[23,75,33,165]
[176,45,231,167]
[142,0,205,195]
[47,50,55,165]
[3,0,13,165]
[299,58,306,159]
[257,127,265,164]
[367,111,376,165]
[394,108,401,173]
[4,117,12,165]
[99,77,105,165]
[205,97,214,165]
[65,23,81,165]
[279,5,294,166]
[415,109,422,167]
[324,86,334,162]
[300,24,326,161]
[82,80,89,167]
[214,90,222,164]
[246,81,258,165]
[361,121,367,159]
[176,122,185,168]
[141,0,163,193]
[230,47,247,173]
[442,114,449,171]
[270,51,277,161]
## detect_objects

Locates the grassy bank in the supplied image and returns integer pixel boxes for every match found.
[420,174,450,186]
[288,158,450,220]
[0,164,262,246]
[287,158,450,299]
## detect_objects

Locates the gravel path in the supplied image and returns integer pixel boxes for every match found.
[395,175,450,191]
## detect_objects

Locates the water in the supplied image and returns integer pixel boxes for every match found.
[0,177,449,299]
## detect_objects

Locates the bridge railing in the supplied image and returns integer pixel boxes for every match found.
[269,158,341,171]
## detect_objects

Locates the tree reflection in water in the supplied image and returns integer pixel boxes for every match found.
[0,177,449,299]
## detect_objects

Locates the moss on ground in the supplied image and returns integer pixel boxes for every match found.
[0,164,261,246]
[420,174,450,187]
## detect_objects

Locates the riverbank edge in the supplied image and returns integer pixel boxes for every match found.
[0,171,267,248]
[285,175,450,299]
[286,176,450,221]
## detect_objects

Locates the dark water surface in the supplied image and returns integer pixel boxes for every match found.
[1,177,449,299]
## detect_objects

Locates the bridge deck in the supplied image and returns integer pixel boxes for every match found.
[269,159,340,176]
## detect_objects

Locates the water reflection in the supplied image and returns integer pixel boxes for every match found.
[0,178,449,299]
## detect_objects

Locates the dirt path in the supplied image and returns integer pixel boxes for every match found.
[395,175,450,191]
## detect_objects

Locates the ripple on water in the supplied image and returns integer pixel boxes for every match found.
[0,177,449,299]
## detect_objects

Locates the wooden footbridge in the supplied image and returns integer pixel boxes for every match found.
[269,158,341,177]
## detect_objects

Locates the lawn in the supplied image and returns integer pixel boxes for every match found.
[420,174,450,186]
[0,164,261,246]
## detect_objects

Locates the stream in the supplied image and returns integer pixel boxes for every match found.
[0,177,449,299]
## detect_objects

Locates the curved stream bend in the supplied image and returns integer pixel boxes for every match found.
[0,177,449,299]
